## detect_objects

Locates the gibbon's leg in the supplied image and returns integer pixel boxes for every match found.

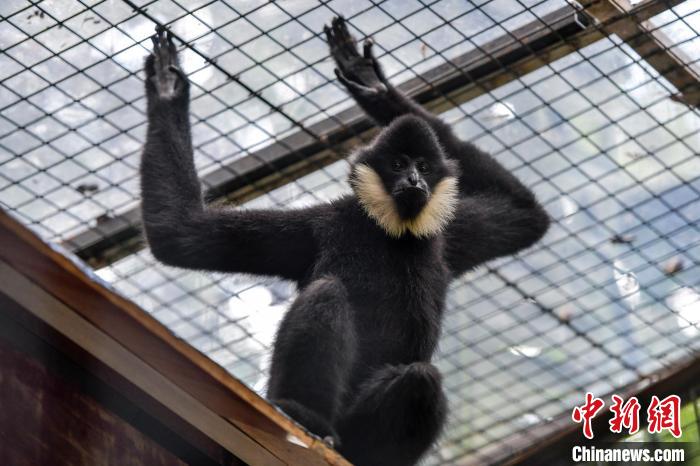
[337,362,447,466]
[267,277,357,444]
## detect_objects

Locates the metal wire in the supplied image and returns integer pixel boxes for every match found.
[1,1,699,464]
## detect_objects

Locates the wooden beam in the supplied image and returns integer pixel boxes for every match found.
[585,0,700,106]
[0,294,235,466]
[0,209,350,466]
[0,261,284,466]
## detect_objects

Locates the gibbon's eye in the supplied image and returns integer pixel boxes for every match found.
[391,159,405,171]
[416,160,430,174]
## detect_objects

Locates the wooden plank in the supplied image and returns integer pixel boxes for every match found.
[0,210,350,466]
[0,302,202,466]
[0,330,191,466]
[0,261,282,466]
[585,0,700,106]
[0,290,238,466]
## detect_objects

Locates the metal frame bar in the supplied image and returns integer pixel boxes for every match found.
[586,0,700,106]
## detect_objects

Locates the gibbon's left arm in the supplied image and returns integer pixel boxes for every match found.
[141,28,318,281]
[326,17,550,276]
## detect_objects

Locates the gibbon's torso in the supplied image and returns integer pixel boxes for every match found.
[307,195,451,388]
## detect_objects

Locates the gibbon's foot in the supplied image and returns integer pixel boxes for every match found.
[322,435,336,449]
[337,363,447,466]
[146,26,188,100]
[272,398,341,447]
[325,16,389,98]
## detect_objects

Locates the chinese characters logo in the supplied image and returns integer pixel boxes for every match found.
[572,393,681,439]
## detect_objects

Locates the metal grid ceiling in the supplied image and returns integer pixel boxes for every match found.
[1,1,700,464]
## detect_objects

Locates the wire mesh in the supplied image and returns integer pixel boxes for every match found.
[1,1,699,464]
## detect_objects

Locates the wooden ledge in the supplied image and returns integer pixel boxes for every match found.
[0,209,350,466]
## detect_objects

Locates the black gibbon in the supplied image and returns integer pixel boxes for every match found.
[141,19,549,466]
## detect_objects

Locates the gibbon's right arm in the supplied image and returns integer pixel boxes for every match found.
[141,28,318,281]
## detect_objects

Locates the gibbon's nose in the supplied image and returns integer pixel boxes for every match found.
[408,169,420,186]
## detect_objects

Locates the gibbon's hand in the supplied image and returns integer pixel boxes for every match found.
[325,16,390,98]
[145,26,189,102]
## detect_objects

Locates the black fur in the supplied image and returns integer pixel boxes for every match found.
[141,22,549,466]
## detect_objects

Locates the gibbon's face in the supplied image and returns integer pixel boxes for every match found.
[350,116,459,238]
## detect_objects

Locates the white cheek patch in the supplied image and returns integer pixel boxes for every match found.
[351,164,459,238]
[409,175,459,237]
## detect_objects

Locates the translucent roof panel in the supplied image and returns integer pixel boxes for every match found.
[2,1,700,464]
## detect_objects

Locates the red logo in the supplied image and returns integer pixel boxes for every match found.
[647,395,682,438]
[572,393,682,439]
[609,395,640,435]
[572,392,605,439]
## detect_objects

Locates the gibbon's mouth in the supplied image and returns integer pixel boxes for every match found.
[393,186,429,219]
[393,186,429,196]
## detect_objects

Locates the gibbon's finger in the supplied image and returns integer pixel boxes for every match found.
[166,30,176,48]
[154,32,165,60]
[324,24,344,59]
[166,31,178,63]
[333,16,357,58]
[331,16,346,42]
[361,38,388,84]
[331,16,342,42]
[156,27,166,48]
[324,24,334,43]
[363,38,374,59]
[151,35,164,70]
[331,16,342,32]
[324,25,335,50]
[326,21,351,61]
[331,17,347,47]
[334,67,355,88]
[162,34,172,59]
[341,22,360,58]
[167,65,187,82]
[334,67,347,82]
[168,65,189,94]
[329,34,354,65]
[335,68,380,96]
[372,54,389,84]
[335,16,352,44]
